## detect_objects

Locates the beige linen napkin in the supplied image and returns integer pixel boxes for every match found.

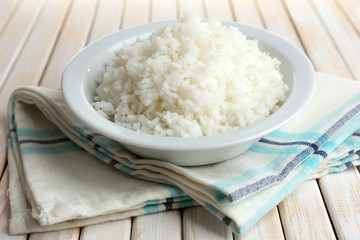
[7,72,360,235]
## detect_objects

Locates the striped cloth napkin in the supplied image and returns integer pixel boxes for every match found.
[7,73,360,235]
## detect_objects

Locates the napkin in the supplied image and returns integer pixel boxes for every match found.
[7,73,360,235]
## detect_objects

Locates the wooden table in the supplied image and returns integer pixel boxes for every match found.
[1,0,360,239]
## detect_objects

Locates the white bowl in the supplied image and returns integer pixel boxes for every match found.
[62,21,315,166]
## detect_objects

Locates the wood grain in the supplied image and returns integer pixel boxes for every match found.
[183,207,233,240]
[0,0,72,188]
[122,0,151,28]
[80,219,131,240]
[231,0,262,27]
[237,207,284,240]
[28,229,80,240]
[311,0,360,79]
[39,0,98,89]
[284,0,352,78]
[256,0,302,48]
[0,169,27,240]
[0,0,21,34]
[151,0,178,21]
[336,0,360,33]
[87,0,123,44]
[203,0,233,20]
[0,0,45,89]
[178,0,205,18]
[318,168,360,239]
[278,181,336,239]
[132,211,181,240]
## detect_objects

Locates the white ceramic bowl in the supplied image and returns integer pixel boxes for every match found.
[62,21,315,166]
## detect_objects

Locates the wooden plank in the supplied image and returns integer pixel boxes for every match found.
[28,229,80,240]
[237,207,284,240]
[283,0,352,78]
[203,0,233,20]
[121,0,151,28]
[336,0,360,33]
[178,0,205,18]
[0,0,21,34]
[132,211,181,240]
[0,0,45,89]
[311,0,360,79]
[87,0,123,44]
[278,181,336,239]
[80,219,131,240]
[0,168,27,240]
[39,0,98,89]
[151,0,177,22]
[183,207,232,240]
[256,0,302,49]
[318,168,360,239]
[230,0,262,27]
[0,0,72,189]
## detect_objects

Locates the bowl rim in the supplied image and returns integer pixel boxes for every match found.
[62,20,315,151]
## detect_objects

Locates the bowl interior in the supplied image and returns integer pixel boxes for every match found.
[83,27,295,105]
[62,21,314,151]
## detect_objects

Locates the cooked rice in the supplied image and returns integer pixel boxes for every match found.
[92,14,289,137]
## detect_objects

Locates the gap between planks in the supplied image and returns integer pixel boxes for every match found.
[310,0,360,79]
[0,0,46,92]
